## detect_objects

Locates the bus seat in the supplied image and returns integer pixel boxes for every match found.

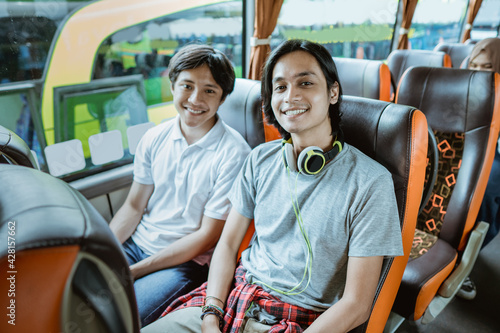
[218,78,266,149]
[391,67,500,324]
[433,42,475,68]
[387,50,452,93]
[333,57,392,102]
[0,165,140,333]
[341,96,427,332]
[0,125,38,168]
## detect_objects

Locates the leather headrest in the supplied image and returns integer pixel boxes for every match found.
[396,67,497,133]
[388,50,451,87]
[0,165,125,266]
[334,57,391,101]
[434,43,475,68]
[218,78,265,148]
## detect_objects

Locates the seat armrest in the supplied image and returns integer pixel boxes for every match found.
[421,222,488,324]
[438,221,489,297]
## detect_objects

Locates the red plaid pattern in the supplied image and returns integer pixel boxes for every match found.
[160,264,321,332]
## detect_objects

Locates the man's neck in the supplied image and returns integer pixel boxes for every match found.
[291,129,334,156]
[180,117,217,145]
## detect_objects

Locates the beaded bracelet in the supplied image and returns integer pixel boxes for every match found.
[200,310,224,329]
[201,304,224,317]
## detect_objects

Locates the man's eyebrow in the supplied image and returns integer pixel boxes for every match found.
[295,71,317,78]
[177,79,220,89]
[272,71,317,84]
[204,83,221,89]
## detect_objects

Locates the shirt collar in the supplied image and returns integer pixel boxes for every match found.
[171,115,185,141]
[172,114,224,151]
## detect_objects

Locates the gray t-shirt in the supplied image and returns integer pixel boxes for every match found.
[229,140,403,312]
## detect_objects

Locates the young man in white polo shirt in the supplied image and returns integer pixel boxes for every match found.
[109,44,251,327]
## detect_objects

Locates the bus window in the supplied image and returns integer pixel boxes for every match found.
[48,75,149,179]
[0,1,88,83]
[471,0,500,40]
[274,0,399,60]
[92,1,243,111]
[409,0,468,50]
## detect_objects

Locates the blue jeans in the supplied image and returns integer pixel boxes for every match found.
[122,238,209,327]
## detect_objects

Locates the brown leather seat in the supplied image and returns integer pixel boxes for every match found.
[333,57,392,102]
[387,49,452,92]
[433,42,475,68]
[341,96,427,332]
[392,67,500,323]
[0,165,141,332]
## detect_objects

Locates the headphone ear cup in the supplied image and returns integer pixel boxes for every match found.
[283,142,297,172]
[298,146,325,175]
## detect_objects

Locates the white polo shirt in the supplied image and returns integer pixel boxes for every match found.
[131,115,251,266]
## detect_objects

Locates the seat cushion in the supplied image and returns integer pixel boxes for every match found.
[393,238,457,319]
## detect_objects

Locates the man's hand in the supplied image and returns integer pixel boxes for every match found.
[109,181,153,243]
[129,262,144,280]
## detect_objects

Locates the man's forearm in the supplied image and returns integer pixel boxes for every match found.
[131,220,224,279]
[109,181,153,243]
[304,296,371,333]
[205,240,239,302]
[109,206,143,243]
[202,240,239,332]
[305,256,383,332]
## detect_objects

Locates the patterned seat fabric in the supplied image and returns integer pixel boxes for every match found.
[411,131,464,259]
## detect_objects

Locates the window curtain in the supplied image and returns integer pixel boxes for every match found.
[248,0,283,141]
[248,0,283,80]
[461,0,483,43]
[397,0,419,49]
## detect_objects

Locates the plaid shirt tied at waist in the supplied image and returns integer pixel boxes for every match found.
[160,263,321,332]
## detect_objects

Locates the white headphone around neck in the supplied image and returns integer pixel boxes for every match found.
[281,138,343,175]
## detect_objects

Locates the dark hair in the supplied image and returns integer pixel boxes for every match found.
[261,39,343,141]
[168,44,235,101]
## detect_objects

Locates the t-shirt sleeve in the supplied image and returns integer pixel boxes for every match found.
[133,129,155,185]
[203,142,252,220]
[348,172,404,257]
[227,150,256,220]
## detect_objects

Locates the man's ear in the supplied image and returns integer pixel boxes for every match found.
[329,82,339,105]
